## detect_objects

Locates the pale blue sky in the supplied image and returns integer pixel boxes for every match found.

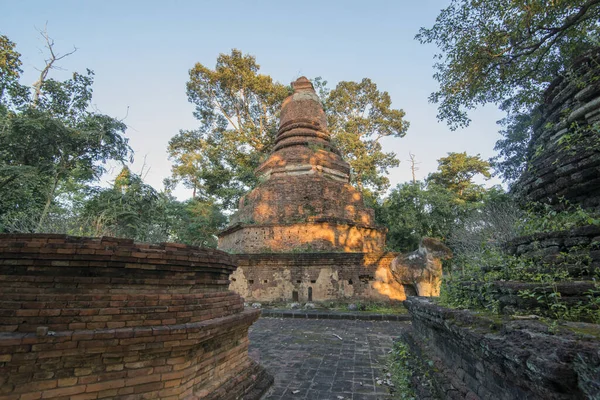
[1,0,505,199]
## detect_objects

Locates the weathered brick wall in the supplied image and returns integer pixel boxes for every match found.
[0,234,272,400]
[404,297,600,400]
[517,49,600,209]
[228,252,405,302]
[231,175,376,227]
[219,221,386,254]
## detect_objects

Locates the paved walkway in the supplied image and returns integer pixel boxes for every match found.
[248,317,409,400]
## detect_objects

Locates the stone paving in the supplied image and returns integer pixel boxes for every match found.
[248,317,409,400]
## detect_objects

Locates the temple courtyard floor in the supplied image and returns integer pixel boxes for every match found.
[248,317,409,400]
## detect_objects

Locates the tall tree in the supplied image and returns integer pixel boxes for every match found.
[379,181,463,252]
[427,152,491,200]
[417,0,600,129]
[0,35,25,107]
[169,50,408,207]
[169,49,290,208]
[417,0,600,182]
[0,33,132,232]
[324,78,408,194]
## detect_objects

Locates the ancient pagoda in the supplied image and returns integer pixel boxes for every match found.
[218,77,387,254]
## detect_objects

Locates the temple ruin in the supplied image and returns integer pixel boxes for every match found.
[218,76,387,254]
[218,77,413,302]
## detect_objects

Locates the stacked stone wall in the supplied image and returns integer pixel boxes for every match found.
[0,234,272,399]
[229,252,405,302]
[404,297,600,400]
[518,49,600,209]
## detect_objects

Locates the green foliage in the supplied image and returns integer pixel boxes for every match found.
[380,154,496,252]
[79,168,170,242]
[388,341,417,400]
[448,190,522,255]
[324,77,409,195]
[441,194,600,322]
[165,198,227,247]
[517,200,600,236]
[169,49,289,208]
[0,34,132,232]
[418,1,600,183]
[379,181,466,252]
[169,50,408,208]
[490,111,536,184]
[0,35,28,108]
[417,0,600,129]
[441,238,600,323]
[427,152,491,200]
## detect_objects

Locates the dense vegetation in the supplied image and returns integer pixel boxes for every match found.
[1,31,494,251]
[0,33,225,246]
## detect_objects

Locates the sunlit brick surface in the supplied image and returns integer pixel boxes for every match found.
[0,234,272,399]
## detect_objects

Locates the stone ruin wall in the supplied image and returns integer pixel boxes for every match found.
[219,221,386,254]
[402,50,600,399]
[403,298,599,400]
[517,49,600,209]
[228,252,406,303]
[0,234,272,400]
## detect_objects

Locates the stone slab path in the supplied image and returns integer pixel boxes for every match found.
[248,317,409,400]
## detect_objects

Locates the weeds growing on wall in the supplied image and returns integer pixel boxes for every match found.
[442,197,600,323]
[517,200,600,236]
[440,244,600,323]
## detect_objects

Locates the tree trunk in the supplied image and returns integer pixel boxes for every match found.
[36,174,59,232]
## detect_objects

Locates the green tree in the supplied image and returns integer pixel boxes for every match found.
[417,1,600,182]
[379,182,464,252]
[169,49,409,208]
[0,34,132,232]
[78,167,226,246]
[427,152,491,200]
[80,167,169,241]
[417,0,600,129]
[165,198,227,248]
[169,49,290,208]
[0,35,27,108]
[325,78,409,195]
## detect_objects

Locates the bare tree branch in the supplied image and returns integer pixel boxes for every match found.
[32,23,78,105]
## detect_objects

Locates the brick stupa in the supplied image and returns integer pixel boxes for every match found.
[218,77,387,253]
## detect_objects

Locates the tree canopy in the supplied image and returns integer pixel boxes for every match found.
[0,34,133,231]
[417,0,600,130]
[427,152,491,201]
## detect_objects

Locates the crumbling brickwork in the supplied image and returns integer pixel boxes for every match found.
[218,77,387,254]
[228,252,404,302]
[0,234,272,399]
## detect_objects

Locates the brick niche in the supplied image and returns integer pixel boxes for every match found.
[0,234,272,399]
[229,252,403,303]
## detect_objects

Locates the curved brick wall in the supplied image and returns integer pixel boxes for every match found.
[0,234,272,399]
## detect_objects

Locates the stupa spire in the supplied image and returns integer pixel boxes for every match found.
[273,77,331,152]
[218,76,387,254]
